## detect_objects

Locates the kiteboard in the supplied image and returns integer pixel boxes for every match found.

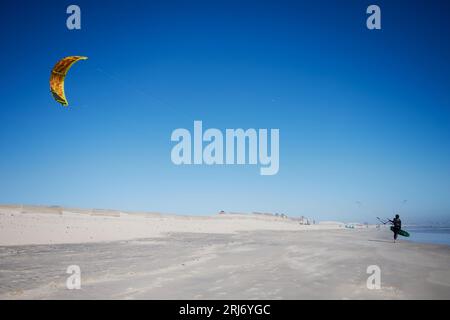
[390,226,410,237]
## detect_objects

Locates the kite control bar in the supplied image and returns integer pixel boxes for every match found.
[376,217,390,224]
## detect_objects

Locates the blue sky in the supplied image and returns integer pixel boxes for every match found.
[1,0,449,223]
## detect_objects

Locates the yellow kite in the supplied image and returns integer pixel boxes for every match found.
[49,56,88,106]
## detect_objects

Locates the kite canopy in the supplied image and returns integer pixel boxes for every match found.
[49,56,88,106]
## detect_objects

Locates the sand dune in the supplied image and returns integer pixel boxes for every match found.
[0,205,341,246]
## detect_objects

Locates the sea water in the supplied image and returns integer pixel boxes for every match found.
[405,226,450,246]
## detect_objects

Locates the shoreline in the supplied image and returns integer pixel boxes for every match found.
[2,205,448,247]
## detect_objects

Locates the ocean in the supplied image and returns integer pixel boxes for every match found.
[405,226,450,246]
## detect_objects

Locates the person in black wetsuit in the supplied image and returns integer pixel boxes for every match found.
[389,214,402,242]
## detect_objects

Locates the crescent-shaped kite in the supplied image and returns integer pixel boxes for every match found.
[50,56,88,106]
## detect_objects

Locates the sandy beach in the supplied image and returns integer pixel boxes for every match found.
[0,205,449,299]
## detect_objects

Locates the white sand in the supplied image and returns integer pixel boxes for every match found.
[1,205,448,300]
[0,205,342,246]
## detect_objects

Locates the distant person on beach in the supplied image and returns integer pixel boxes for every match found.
[389,214,402,242]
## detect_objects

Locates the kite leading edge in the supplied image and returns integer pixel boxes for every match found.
[49,56,88,107]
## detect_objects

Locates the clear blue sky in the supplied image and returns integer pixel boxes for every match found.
[1,0,449,223]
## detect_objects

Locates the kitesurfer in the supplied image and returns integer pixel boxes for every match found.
[389,214,402,242]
